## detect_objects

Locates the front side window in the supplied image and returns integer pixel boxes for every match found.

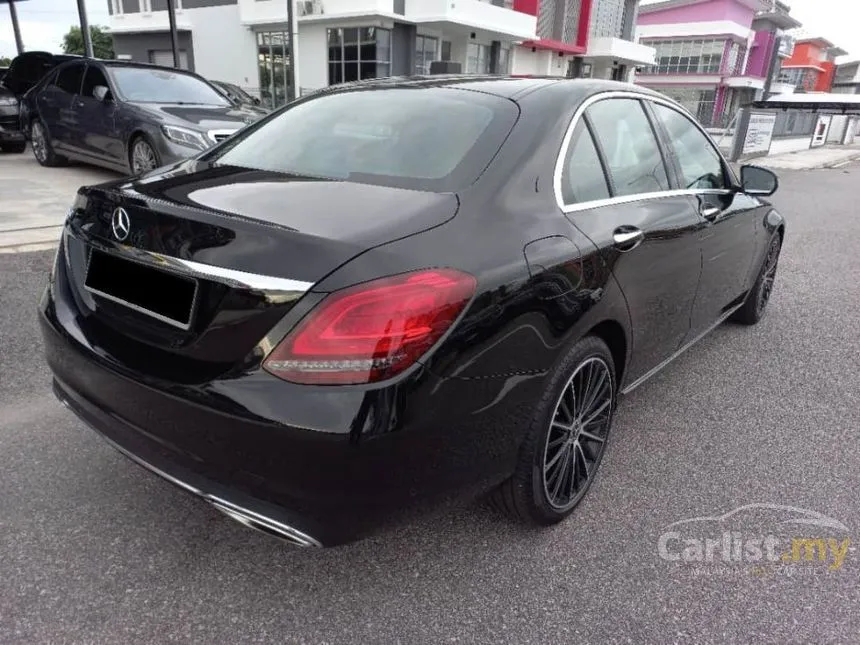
[561,121,611,205]
[109,66,229,104]
[81,65,109,98]
[55,64,85,95]
[651,103,726,190]
[585,99,670,197]
[210,87,517,193]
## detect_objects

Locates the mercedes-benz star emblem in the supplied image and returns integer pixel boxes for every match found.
[111,207,131,242]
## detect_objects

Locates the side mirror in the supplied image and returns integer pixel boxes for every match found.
[93,85,111,102]
[740,165,778,197]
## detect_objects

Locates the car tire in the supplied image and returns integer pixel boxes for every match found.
[129,135,161,175]
[1,142,27,153]
[731,233,782,326]
[30,120,66,167]
[490,335,617,526]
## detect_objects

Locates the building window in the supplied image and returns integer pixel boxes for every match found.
[777,67,818,91]
[415,35,438,75]
[257,31,291,110]
[327,27,391,85]
[725,42,748,76]
[466,43,491,74]
[149,49,189,69]
[640,39,725,75]
[497,44,511,74]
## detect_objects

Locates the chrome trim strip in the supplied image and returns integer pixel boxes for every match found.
[207,497,323,548]
[560,188,734,214]
[207,128,239,144]
[620,301,744,395]
[552,90,737,214]
[84,286,195,331]
[81,234,314,299]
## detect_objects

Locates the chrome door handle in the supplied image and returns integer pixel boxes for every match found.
[700,206,721,221]
[613,226,644,251]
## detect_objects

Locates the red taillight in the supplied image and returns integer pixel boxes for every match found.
[263,269,477,385]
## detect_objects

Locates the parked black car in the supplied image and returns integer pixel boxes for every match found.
[39,77,784,547]
[20,60,268,174]
[1,51,77,153]
[210,79,263,109]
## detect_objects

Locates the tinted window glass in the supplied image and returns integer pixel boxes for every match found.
[211,88,518,192]
[651,103,726,190]
[586,99,669,196]
[55,64,85,94]
[81,65,109,98]
[109,67,229,105]
[561,121,610,204]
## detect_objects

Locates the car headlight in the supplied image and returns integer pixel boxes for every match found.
[161,124,210,150]
[0,96,17,107]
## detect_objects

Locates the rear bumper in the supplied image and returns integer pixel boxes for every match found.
[38,241,538,545]
[52,377,322,546]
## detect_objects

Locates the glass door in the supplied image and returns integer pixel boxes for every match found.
[257,31,291,109]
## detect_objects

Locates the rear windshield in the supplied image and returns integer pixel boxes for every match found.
[208,87,518,192]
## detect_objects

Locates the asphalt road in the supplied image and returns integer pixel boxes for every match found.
[2,166,859,644]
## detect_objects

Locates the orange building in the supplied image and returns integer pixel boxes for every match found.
[778,37,848,92]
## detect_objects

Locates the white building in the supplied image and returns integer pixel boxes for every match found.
[106,0,538,108]
[510,0,655,82]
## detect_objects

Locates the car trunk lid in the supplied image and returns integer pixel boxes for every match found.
[62,163,458,382]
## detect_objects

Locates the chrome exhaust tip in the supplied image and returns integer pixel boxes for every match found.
[207,496,322,547]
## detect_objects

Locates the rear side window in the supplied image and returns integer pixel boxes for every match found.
[650,103,727,190]
[561,121,610,204]
[210,87,519,192]
[586,99,670,197]
[55,64,85,95]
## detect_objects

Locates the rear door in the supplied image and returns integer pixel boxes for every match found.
[559,96,705,384]
[72,63,123,164]
[40,62,84,151]
[647,101,759,339]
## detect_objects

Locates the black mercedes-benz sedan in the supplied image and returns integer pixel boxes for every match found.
[39,76,784,547]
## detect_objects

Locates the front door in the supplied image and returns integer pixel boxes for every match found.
[647,101,759,338]
[558,98,704,384]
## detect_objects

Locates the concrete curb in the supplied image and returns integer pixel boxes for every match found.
[759,151,860,171]
[0,226,62,254]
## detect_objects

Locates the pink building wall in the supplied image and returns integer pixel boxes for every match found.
[638,0,755,27]
[745,31,775,77]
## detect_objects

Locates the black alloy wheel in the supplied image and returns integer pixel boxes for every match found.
[491,336,616,524]
[30,120,66,167]
[732,234,782,325]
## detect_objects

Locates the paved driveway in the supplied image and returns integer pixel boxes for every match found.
[0,150,119,250]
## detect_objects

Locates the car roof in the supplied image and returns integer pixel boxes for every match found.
[308,75,668,104]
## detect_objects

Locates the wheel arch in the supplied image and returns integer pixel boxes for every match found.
[584,319,628,388]
[126,128,160,173]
